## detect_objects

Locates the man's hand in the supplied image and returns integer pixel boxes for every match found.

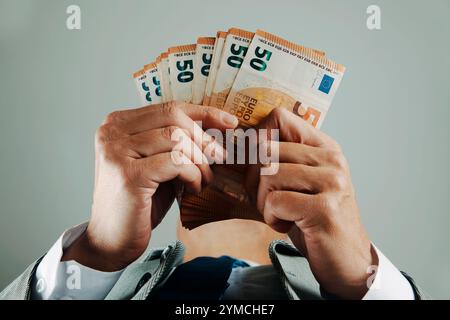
[62,102,238,271]
[254,107,375,299]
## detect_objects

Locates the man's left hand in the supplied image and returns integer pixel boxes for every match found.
[254,107,376,299]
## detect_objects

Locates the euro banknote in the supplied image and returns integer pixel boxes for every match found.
[132,62,162,106]
[168,44,196,103]
[192,37,215,105]
[155,54,166,102]
[203,31,227,106]
[133,68,151,106]
[143,62,162,105]
[209,28,254,110]
[157,52,173,103]
[208,28,325,112]
[225,29,345,129]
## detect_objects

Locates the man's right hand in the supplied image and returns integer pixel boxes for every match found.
[62,102,238,271]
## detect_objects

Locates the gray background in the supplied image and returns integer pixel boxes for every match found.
[0,0,449,298]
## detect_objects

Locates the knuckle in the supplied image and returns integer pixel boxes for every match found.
[320,132,341,151]
[331,140,342,152]
[269,107,288,121]
[161,125,180,141]
[326,139,344,155]
[202,107,214,119]
[102,141,124,160]
[161,102,181,119]
[95,123,123,143]
[266,190,280,208]
[95,126,105,143]
[326,149,347,169]
[95,124,110,143]
[326,170,348,191]
[317,194,339,222]
[170,150,186,166]
[104,111,122,124]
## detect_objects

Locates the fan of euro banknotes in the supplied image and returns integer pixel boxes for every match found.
[132,27,345,230]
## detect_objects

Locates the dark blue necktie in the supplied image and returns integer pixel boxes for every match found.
[150,256,248,300]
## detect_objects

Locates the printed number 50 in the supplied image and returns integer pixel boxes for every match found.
[250,46,272,71]
[176,60,194,83]
[227,44,248,68]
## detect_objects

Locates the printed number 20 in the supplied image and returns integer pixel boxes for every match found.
[176,60,194,83]
[250,46,272,71]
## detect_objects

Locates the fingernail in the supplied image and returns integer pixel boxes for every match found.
[221,112,238,127]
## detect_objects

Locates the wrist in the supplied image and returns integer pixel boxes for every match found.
[62,229,146,272]
[325,244,378,299]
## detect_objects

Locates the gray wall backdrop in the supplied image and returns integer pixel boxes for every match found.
[0,0,449,298]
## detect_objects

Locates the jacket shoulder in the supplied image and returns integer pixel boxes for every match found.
[0,257,43,300]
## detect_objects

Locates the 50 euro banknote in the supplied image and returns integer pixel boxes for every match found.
[208,28,325,111]
[168,44,196,103]
[223,29,345,129]
[133,62,162,105]
[203,31,227,106]
[192,37,215,105]
[209,28,254,110]
[156,52,173,103]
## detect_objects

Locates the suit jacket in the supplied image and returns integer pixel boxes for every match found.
[0,240,425,300]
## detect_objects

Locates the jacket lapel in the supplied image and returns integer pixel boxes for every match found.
[268,240,323,300]
[106,241,185,300]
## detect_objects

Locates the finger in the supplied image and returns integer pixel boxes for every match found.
[257,163,329,214]
[271,141,326,166]
[257,107,338,149]
[106,102,239,130]
[123,104,227,162]
[177,103,239,129]
[102,105,158,124]
[261,163,325,193]
[264,191,333,233]
[134,151,202,194]
[125,127,188,157]
[126,127,214,185]
[104,101,238,130]
[264,190,319,225]
[123,102,238,134]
